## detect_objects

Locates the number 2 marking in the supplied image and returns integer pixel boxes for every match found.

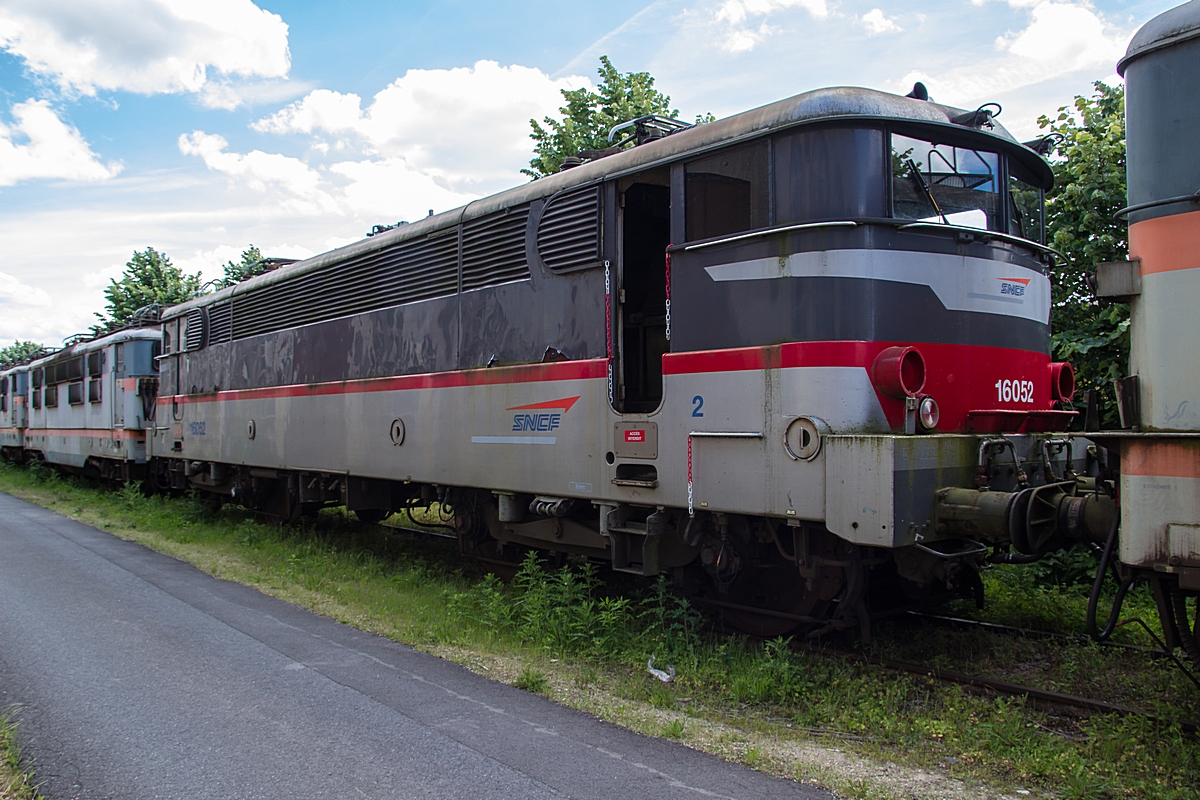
[692,395,705,417]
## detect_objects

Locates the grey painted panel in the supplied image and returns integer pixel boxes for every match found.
[1125,35,1200,222]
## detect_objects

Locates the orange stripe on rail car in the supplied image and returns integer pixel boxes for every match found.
[1129,208,1200,275]
[24,428,145,440]
[1122,439,1200,478]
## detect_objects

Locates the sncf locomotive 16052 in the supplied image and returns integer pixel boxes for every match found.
[8,0,1199,659]
[140,81,1106,641]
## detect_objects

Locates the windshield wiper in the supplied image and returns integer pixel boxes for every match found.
[907,158,948,225]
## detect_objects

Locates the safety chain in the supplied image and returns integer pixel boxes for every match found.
[664,246,672,342]
[604,260,613,405]
[687,434,694,517]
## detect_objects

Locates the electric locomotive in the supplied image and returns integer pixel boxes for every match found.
[1,329,160,480]
[144,81,1108,638]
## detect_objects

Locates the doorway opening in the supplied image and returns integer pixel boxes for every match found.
[619,181,671,414]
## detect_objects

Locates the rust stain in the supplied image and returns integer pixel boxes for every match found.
[1122,439,1200,477]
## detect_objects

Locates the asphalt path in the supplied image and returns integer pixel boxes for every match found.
[0,492,835,800]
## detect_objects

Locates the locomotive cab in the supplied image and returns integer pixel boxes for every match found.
[661,109,1062,438]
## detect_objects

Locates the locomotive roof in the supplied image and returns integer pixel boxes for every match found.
[22,327,160,372]
[166,85,1051,321]
[1119,0,1200,75]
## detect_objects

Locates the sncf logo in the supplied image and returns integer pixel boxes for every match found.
[509,396,580,432]
[998,277,1032,297]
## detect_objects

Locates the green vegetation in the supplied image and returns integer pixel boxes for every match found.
[1039,81,1129,426]
[0,342,44,369]
[0,713,39,800]
[219,245,267,289]
[0,461,1196,799]
[525,56,702,179]
[93,247,202,334]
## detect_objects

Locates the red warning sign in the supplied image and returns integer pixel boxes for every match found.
[624,429,645,443]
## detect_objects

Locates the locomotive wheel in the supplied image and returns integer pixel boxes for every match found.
[709,526,846,638]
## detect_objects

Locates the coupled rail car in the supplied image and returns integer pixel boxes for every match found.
[2,0,1198,662]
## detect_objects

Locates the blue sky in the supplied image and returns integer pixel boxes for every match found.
[0,0,1178,345]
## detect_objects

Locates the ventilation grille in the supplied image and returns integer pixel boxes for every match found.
[462,205,531,291]
[231,232,459,340]
[538,187,602,271]
[208,303,232,345]
[185,309,206,352]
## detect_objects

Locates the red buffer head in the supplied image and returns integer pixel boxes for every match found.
[871,346,926,399]
[1050,361,1076,403]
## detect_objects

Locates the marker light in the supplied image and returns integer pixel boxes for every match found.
[918,396,940,431]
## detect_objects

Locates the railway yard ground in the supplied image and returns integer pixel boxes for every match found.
[0,460,1196,799]
[1,713,37,800]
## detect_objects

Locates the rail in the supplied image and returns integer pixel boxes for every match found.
[1114,190,1200,219]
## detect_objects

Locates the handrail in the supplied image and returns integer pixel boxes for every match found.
[669,218,1062,263]
[671,221,858,252]
[895,221,1067,263]
[689,431,763,439]
[1114,191,1200,220]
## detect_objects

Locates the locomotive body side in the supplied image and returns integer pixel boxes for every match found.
[146,85,1092,631]
[22,329,159,480]
[0,367,28,454]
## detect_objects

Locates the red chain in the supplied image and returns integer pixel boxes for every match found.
[687,434,693,517]
[664,246,672,341]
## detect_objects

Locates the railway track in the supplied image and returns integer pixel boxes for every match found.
[380,518,1200,733]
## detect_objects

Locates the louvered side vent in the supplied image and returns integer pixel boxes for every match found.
[537,187,602,271]
[231,232,459,340]
[461,205,531,291]
[185,309,206,352]
[208,302,233,344]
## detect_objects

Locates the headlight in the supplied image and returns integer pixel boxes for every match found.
[918,395,940,431]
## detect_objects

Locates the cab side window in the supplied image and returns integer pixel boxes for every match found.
[685,141,769,241]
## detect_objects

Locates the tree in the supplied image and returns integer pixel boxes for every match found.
[0,340,45,367]
[219,245,265,288]
[1038,82,1129,426]
[525,56,683,179]
[94,247,202,334]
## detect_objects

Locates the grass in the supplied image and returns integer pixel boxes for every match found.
[1,712,39,800]
[1,459,1198,799]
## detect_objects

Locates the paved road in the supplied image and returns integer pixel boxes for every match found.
[0,492,834,800]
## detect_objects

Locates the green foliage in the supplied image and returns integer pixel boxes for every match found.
[0,341,45,368]
[4,459,1198,799]
[513,667,550,694]
[1,712,40,800]
[660,719,687,739]
[449,553,699,662]
[1025,543,1100,590]
[525,56,680,179]
[1038,82,1129,426]
[94,248,202,334]
[219,245,265,289]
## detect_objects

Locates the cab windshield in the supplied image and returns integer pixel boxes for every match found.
[891,134,1000,231]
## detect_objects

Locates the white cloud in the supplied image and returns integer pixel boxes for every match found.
[178,131,339,215]
[0,270,61,345]
[895,1,1128,113]
[860,9,902,35]
[713,0,829,52]
[997,1,1125,68]
[0,0,290,106]
[0,99,121,186]
[254,60,589,193]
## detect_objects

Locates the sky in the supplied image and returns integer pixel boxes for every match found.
[0,0,1179,346]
